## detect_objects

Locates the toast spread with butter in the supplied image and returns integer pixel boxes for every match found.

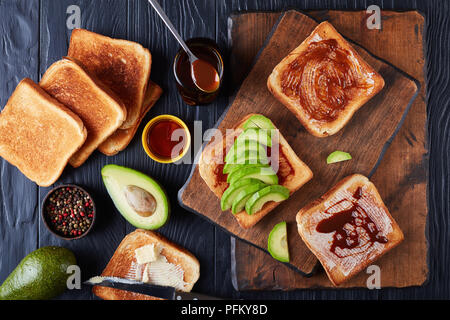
[296,174,404,286]
[98,81,163,156]
[68,28,152,130]
[268,21,385,137]
[40,58,127,167]
[0,78,87,186]
[93,229,200,300]
[199,114,313,229]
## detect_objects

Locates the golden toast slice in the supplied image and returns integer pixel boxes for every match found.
[93,229,200,300]
[40,58,127,167]
[98,81,163,156]
[199,114,313,229]
[68,29,151,130]
[296,174,404,286]
[268,21,385,137]
[0,78,87,186]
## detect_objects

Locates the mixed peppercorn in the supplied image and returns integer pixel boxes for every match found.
[44,186,95,238]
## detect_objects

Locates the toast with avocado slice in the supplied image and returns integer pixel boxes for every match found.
[199,114,313,229]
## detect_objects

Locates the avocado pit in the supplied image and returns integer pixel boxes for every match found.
[124,185,157,217]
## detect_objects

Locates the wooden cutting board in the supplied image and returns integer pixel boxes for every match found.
[178,10,419,275]
[230,10,428,289]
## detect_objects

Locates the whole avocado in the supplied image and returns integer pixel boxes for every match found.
[0,246,76,300]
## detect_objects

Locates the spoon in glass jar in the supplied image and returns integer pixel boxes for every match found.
[148,0,220,93]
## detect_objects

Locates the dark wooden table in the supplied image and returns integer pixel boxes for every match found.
[0,0,448,300]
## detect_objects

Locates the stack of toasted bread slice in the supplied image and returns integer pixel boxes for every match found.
[0,29,162,186]
[93,229,200,300]
[0,79,87,186]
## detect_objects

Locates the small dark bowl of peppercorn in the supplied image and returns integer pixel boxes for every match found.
[41,184,96,240]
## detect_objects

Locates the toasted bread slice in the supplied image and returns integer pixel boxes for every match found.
[68,29,151,129]
[0,78,87,186]
[296,174,404,286]
[93,229,200,300]
[199,114,313,229]
[40,58,127,167]
[98,81,163,156]
[268,21,385,137]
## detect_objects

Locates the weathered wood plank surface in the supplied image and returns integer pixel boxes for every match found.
[0,0,448,300]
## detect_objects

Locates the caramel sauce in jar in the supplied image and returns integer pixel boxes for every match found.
[174,38,223,106]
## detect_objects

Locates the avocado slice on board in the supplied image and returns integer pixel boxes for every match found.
[102,164,170,230]
[220,178,265,211]
[326,150,352,164]
[0,246,76,300]
[231,183,267,214]
[267,221,290,263]
[245,185,290,215]
[228,166,278,185]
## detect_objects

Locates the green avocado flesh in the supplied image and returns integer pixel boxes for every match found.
[231,183,267,214]
[102,164,170,230]
[220,179,265,211]
[326,151,352,164]
[0,246,76,300]
[243,115,276,132]
[219,115,290,216]
[267,221,290,263]
[235,128,272,147]
[228,166,278,185]
[245,185,290,215]
[225,149,269,165]
[225,140,266,163]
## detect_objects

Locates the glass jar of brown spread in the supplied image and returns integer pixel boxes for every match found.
[173,38,223,106]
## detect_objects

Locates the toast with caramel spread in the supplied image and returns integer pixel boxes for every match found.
[268,21,385,137]
[296,174,404,286]
[199,114,313,229]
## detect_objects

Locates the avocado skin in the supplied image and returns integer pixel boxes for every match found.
[0,246,76,300]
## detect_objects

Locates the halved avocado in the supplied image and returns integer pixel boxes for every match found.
[224,140,266,163]
[226,150,269,165]
[235,128,272,147]
[243,115,276,131]
[228,166,278,185]
[268,221,290,263]
[102,164,170,230]
[245,185,290,215]
[220,178,265,211]
[231,183,267,214]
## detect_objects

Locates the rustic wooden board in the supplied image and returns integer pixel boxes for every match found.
[179,10,419,276]
[231,10,428,289]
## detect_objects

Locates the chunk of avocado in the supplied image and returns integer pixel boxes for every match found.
[245,185,290,215]
[326,151,352,164]
[0,246,76,300]
[228,166,278,185]
[231,183,267,214]
[243,115,276,132]
[267,221,290,262]
[221,178,265,211]
[102,164,170,230]
[235,128,272,147]
[224,140,266,163]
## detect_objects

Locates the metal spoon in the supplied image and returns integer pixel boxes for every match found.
[148,0,220,93]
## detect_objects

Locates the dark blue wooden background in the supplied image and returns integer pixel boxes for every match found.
[0,0,448,300]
